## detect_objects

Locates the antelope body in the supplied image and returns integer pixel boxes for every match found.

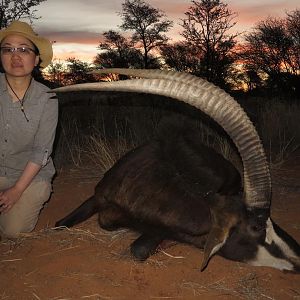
[54,69,300,272]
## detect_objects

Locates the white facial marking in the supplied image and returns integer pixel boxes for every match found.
[265,218,297,259]
[210,240,226,258]
[248,218,298,271]
[250,245,294,271]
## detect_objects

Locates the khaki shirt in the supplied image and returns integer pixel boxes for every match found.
[0,73,58,183]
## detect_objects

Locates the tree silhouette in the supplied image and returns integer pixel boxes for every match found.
[119,0,173,68]
[94,30,145,69]
[286,9,300,74]
[64,58,94,85]
[0,0,46,29]
[181,0,238,87]
[46,61,66,86]
[160,41,201,73]
[241,10,300,96]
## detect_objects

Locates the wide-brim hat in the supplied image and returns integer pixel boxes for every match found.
[0,20,53,68]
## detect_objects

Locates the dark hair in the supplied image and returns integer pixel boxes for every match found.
[32,43,43,74]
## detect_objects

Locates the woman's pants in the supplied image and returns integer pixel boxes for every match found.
[0,177,51,238]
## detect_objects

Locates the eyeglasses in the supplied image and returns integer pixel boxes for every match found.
[0,47,37,55]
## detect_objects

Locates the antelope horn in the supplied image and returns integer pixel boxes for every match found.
[52,69,271,219]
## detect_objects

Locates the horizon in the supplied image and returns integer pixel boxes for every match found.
[31,0,299,64]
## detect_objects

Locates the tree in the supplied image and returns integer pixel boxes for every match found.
[240,10,300,96]
[119,0,173,68]
[181,0,238,87]
[286,9,300,74]
[0,0,46,29]
[160,41,201,73]
[94,30,145,69]
[64,58,94,85]
[46,61,66,86]
[228,66,263,92]
[243,18,292,76]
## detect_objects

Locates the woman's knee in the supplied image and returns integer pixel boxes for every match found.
[0,217,35,238]
[0,180,51,238]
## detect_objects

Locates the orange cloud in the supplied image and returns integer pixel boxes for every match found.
[40,0,299,63]
[231,1,298,27]
[40,30,105,45]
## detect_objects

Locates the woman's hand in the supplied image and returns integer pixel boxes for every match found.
[0,186,23,213]
[0,162,42,214]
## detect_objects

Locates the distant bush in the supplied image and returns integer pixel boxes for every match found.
[53,91,299,173]
[238,95,300,166]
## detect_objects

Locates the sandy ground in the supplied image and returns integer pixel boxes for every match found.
[1,157,300,300]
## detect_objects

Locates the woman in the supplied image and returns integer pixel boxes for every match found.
[0,21,58,238]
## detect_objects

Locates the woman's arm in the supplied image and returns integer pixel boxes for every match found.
[0,161,41,213]
[0,89,58,214]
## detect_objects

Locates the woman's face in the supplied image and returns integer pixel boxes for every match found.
[0,34,39,78]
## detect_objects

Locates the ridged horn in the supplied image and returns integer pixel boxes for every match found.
[52,69,271,214]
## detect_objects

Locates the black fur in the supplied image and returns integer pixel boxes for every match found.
[56,118,242,260]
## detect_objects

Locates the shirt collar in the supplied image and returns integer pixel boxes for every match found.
[0,73,36,98]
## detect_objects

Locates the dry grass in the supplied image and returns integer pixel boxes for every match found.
[54,91,243,170]
[86,131,136,172]
[54,92,300,172]
[180,272,274,299]
[84,121,240,175]
[1,218,296,300]
[0,226,131,257]
[255,100,300,166]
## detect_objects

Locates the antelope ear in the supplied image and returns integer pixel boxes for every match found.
[200,226,230,271]
[200,194,240,271]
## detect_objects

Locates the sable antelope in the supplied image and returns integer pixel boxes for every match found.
[54,69,300,272]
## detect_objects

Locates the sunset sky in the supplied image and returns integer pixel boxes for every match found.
[33,0,299,64]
